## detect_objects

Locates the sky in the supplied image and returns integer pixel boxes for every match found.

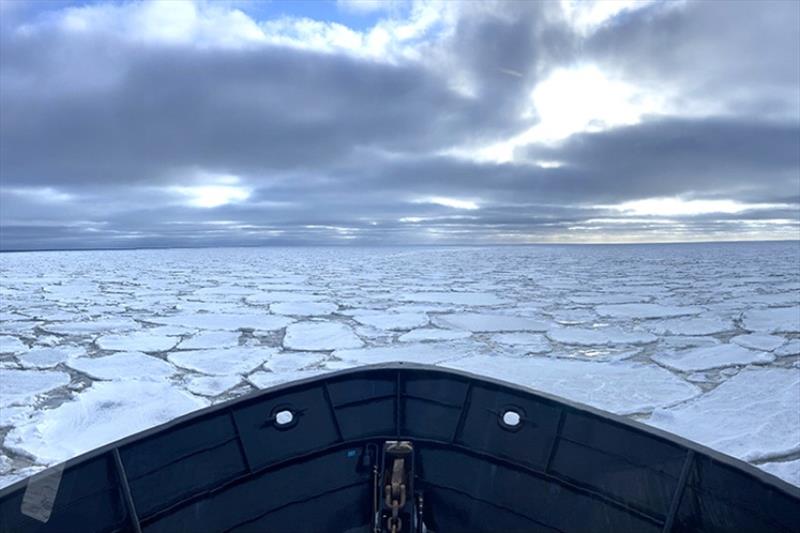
[0,0,798,250]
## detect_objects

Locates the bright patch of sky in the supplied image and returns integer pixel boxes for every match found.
[603,198,791,217]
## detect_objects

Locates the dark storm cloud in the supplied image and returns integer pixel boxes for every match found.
[0,0,798,250]
[524,118,800,204]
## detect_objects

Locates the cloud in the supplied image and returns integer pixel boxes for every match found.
[0,0,798,250]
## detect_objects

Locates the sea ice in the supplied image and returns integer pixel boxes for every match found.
[178,331,241,350]
[40,318,140,335]
[352,312,429,331]
[96,331,179,352]
[491,333,552,353]
[0,369,71,408]
[652,344,775,372]
[18,346,85,369]
[775,339,800,357]
[648,368,800,462]
[546,327,657,346]
[151,313,293,332]
[5,381,206,464]
[263,351,326,373]
[68,352,177,381]
[246,292,325,304]
[184,375,242,397]
[168,347,277,375]
[283,322,363,351]
[646,317,733,336]
[0,336,27,354]
[758,459,800,487]
[396,292,509,306]
[398,328,472,342]
[334,342,479,365]
[0,405,32,427]
[731,333,787,352]
[435,313,550,332]
[596,303,704,319]
[742,306,800,333]
[270,302,338,316]
[247,369,329,389]
[444,356,701,415]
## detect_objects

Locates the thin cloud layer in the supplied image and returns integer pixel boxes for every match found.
[0,0,798,250]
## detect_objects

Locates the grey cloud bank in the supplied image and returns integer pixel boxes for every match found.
[0,0,798,250]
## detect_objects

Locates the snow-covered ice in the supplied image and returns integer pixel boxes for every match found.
[183,375,242,397]
[283,322,364,351]
[0,369,70,408]
[334,341,477,365]
[546,326,657,346]
[352,312,429,331]
[1,243,799,486]
[178,331,241,350]
[652,344,775,372]
[263,351,326,372]
[445,356,701,415]
[168,347,277,375]
[5,381,206,464]
[397,292,508,306]
[18,346,84,369]
[731,333,787,352]
[759,459,800,487]
[648,368,800,462]
[742,306,800,333]
[68,352,178,381]
[491,333,551,353]
[270,301,338,316]
[398,328,472,342]
[0,336,27,354]
[646,317,733,336]
[151,312,292,331]
[96,331,179,352]
[775,339,800,357]
[435,313,550,332]
[596,303,704,319]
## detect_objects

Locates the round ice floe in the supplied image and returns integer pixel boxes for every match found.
[647,317,733,336]
[283,322,363,351]
[595,304,703,320]
[652,344,775,372]
[178,331,241,350]
[0,336,27,354]
[435,313,550,333]
[168,347,278,376]
[398,328,471,342]
[152,312,292,332]
[0,369,71,408]
[184,375,242,397]
[492,333,552,353]
[68,352,177,381]
[742,306,800,333]
[96,331,179,352]
[546,327,656,346]
[352,312,429,331]
[731,333,786,352]
[19,346,85,369]
[263,352,325,373]
[396,292,509,306]
[270,302,338,316]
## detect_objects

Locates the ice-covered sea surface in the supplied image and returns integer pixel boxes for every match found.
[0,243,799,488]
